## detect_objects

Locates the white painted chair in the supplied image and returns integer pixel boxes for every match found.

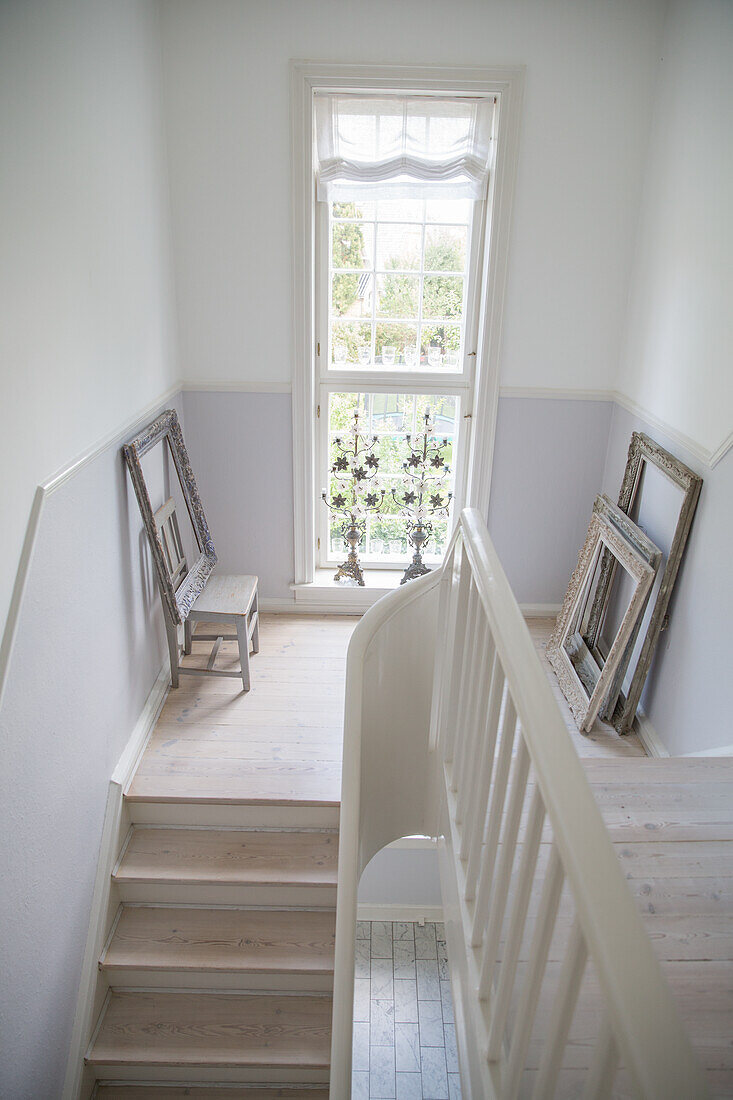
[154,497,259,691]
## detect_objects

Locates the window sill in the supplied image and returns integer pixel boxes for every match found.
[291,568,408,613]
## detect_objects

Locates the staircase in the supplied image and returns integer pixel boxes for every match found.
[76,615,352,1099]
[86,816,337,1091]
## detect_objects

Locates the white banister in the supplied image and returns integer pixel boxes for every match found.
[330,508,709,1099]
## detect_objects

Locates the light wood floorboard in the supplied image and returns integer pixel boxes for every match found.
[88,991,332,1069]
[102,906,335,975]
[115,828,338,886]
[127,614,357,806]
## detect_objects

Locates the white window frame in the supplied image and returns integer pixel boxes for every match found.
[291,62,524,589]
[317,194,481,570]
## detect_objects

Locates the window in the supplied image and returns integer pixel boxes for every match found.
[291,64,523,591]
[314,94,494,570]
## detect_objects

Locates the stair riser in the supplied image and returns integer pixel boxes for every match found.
[88,1064,330,1084]
[115,884,337,907]
[101,968,334,991]
[126,802,340,829]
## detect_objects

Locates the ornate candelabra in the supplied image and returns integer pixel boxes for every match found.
[393,408,453,584]
[322,410,385,586]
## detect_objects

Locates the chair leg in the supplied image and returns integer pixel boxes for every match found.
[251,591,260,654]
[235,616,251,692]
[165,615,180,689]
[183,618,192,655]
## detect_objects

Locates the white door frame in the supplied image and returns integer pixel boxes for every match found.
[290,61,524,587]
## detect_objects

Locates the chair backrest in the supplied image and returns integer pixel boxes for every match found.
[153,497,188,590]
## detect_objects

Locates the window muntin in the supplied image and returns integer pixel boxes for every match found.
[320,390,459,566]
[327,199,472,372]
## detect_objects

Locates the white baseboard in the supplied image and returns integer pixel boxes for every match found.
[632,705,670,758]
[357,904,444,923]
[113,663,170,788]
[682,742,733,757]
[62,662,169,1100]
[520,603,561,618]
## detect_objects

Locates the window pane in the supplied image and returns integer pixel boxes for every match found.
[324,391,457,563]
[375,323,418,367]
[425,198,472,223]
[331,273,372,318]
[331,320,372,366]
[376,199,425,222]
[422,275,464,320]
[332,200,375,220]
[327,198,472,375]
[376,223,422,270]
[332,222,374,269]
[420,324,462,369]
[376,274,419,319]
[424,226,467,271]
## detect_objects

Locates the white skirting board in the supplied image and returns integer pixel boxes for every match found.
[633,706,670,758]
[357,904,444,923]
[61,662,169,1100]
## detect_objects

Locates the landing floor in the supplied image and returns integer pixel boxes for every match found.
[129,614,644,807]
[127,614,358,805]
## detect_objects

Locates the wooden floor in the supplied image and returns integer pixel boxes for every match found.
[125,613,733,1095]
[128,614,359,805]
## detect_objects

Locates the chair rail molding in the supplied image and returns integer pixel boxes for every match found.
[0,381,182,712]
[612,389,732,470]
[289,61,525,590]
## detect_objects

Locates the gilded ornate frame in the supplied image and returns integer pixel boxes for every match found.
[123,409,217,626]
[586,432,702,733]
[547,501,658,733]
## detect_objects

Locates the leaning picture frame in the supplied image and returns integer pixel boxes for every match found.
[546,503,658,733]
[585,432,702,733]
[123,409,217,626]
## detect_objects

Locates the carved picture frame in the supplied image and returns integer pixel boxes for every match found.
[585,432,702,733]
[123,409,217,626]
[547,503,658,733]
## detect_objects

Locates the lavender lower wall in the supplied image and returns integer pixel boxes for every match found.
[176,388,728,757]
[488,396,614,604]
[0,395,180,1098]
[601,404,732,756]
[181,390,294,600]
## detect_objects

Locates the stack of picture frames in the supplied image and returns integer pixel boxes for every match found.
[547,432,702,734]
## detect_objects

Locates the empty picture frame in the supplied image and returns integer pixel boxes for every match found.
[547,501,659,733]
[123,409,217,626]
[586,432,702,733]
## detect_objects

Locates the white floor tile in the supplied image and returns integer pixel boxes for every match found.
[370,1043,396,1099]
[418,999,444,1047]
[395,1021,421,1073]
[396,1071,423,1100]
[394,978,419,1023]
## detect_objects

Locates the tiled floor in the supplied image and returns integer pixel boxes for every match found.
[353,920,461,1100]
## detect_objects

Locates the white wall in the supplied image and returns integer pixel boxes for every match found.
[159,0,664,393]
[0,2,180,1093]
[616,0,733,464]
[600,0,733,755]
[0,0,179,638]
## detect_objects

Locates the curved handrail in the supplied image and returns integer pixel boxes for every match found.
[330,568,441,1099]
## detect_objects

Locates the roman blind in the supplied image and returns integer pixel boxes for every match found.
[314,93,494,201]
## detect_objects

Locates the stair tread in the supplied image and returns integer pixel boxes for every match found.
[95,1089,329,1099]
[102,907,335,973]
[87,991,332,1068]
[114,829,338,886]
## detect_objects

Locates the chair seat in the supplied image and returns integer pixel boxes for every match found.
[189,573,258,619]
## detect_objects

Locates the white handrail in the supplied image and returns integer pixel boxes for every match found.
[330,509,708,1099]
